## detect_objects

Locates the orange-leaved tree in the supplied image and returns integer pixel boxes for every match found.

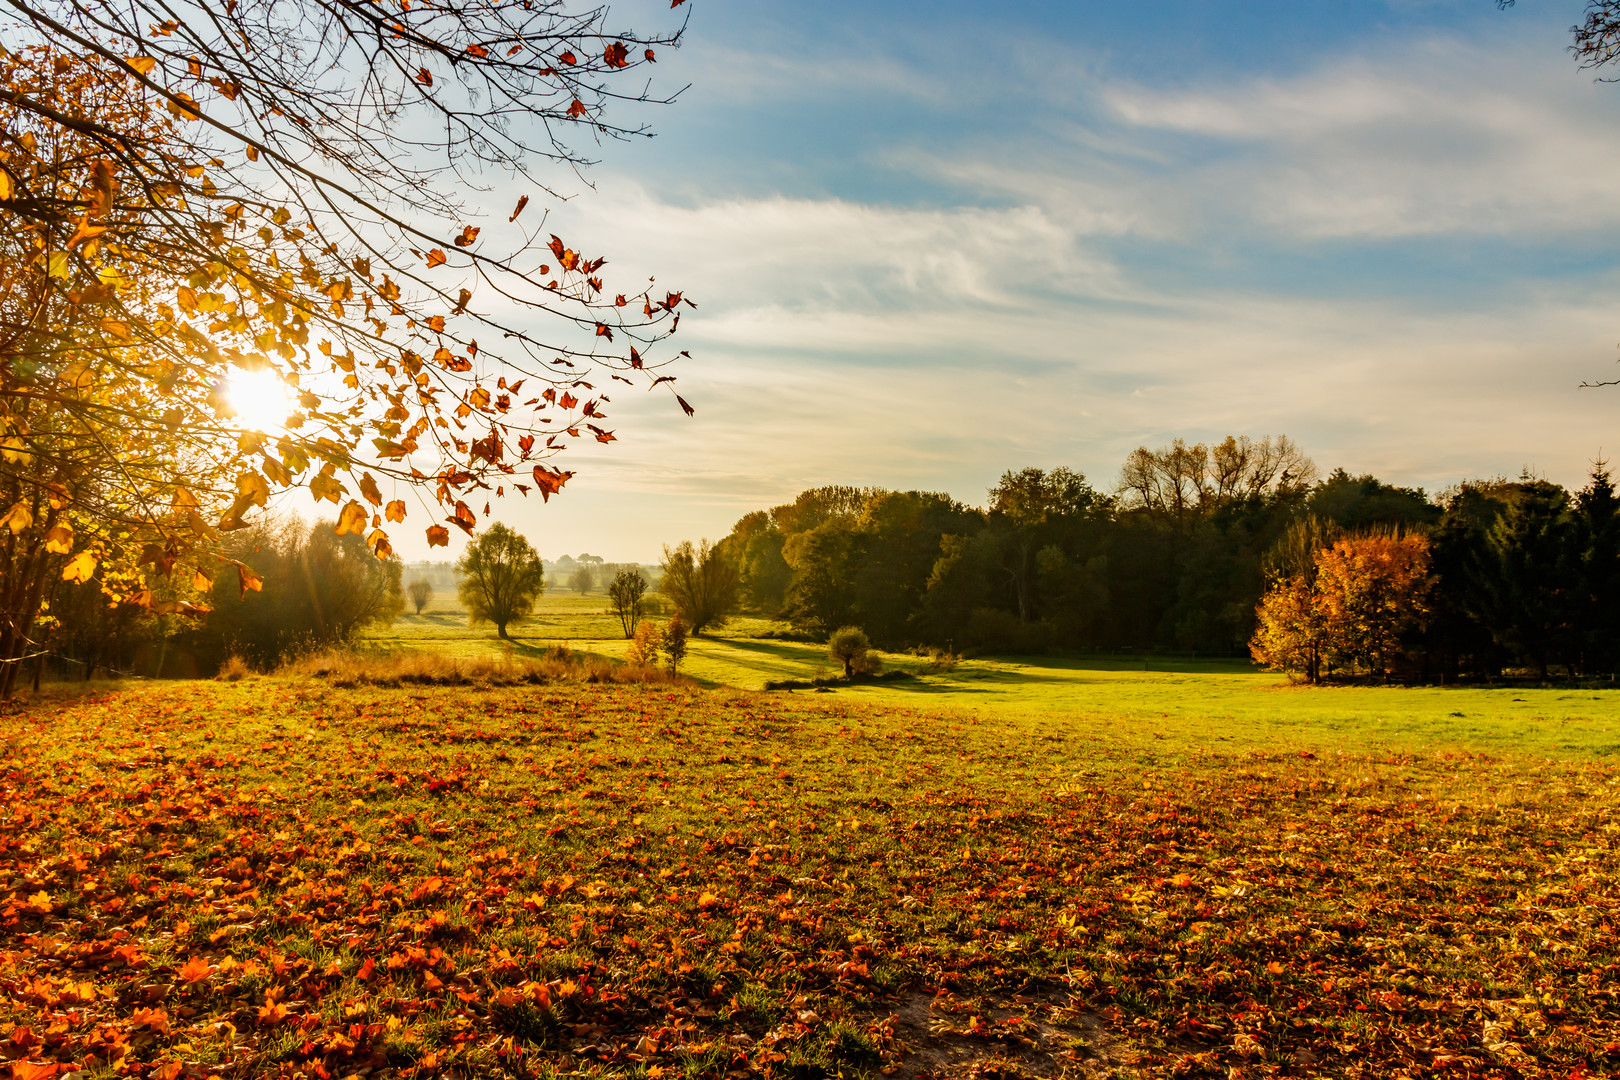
[1314,534,1433,680]
[0,0,693,690]
[1252,528,1433,683]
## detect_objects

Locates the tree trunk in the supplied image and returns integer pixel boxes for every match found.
[497,623,509,640]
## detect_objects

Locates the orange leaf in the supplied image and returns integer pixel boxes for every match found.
[385,499,407,523]
[567,98,587,119]
[510,195,529,221]
[359,473,382,506]
[11,1061,61,1080]
[177,955,213,983]
[426,525,450,547]
[335,500,368,535]
[416,67,433,86]
[453,225,480,248]
[604,42,629,68]
[427,315,446,333]
[559,50,578,65]
[425,248,447,268]
[237,564,263,598]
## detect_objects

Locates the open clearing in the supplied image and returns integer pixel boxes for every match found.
[3,668,1619,1079]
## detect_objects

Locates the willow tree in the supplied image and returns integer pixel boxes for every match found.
[0,0,694,689]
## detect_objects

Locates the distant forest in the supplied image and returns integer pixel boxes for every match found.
[714,435,1620,680]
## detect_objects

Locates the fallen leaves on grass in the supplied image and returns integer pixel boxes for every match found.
[0,682,1617,1079]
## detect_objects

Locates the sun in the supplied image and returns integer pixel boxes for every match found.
[223,367,296,433]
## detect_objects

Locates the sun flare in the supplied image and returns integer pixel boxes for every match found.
[223,367,295,433]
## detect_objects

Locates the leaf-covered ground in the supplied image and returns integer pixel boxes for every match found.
[2,679,1618,1079]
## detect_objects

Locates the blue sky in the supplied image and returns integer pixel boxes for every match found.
[394,0,1620,562]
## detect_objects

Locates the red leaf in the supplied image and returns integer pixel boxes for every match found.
[604,41,629,68]
[558,50,578,65]
[645,48,657,62]
[567,98,587,119]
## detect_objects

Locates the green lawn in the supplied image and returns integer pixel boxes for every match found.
[364,593,1620,764]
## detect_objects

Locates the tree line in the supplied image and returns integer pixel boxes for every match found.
[676,435,1620,681]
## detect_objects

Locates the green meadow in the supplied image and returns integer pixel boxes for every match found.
[362,589,1620,764]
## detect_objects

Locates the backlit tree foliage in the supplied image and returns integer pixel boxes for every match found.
[0,0,693,688]
[1251,533,1433,682]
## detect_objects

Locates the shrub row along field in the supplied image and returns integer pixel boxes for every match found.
[2,680,1618,1079]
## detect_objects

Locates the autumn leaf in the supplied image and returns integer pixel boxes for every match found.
[453,225,481,247]
[0,170,14,202]
[558,50,578,65]
[426,524,450,547]
[604,41,629,67]
[416,67,434,86]
[61,551,96,584]
[1,502,32,534]
[237,564,264,597]
[532,465,572,502]
[385,499,407,523]
[127,55,158,75]
[335,500,369,536]
[11,1061,61,1080]
[43,525,73,554]
[510,195,529,221]
[567,98,587,118]
[359,472,383,506]
[177,955,214,983]
[677,395,694,417]
[425,248,447,268]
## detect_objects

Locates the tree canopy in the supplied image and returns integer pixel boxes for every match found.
[455,522,544,639]
[0,0,694,685]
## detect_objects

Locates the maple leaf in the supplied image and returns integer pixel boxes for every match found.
[604,41,629,68]
[177,955,214,983]
[426,525,450,547]
[425,248,447,268]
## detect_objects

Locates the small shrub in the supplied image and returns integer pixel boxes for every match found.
[664,612,688,673]
[626,619,663,667]
[216,654,251,681]
[827,625,876,678]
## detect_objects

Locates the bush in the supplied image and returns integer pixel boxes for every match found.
[626,619,663,667]
[828,625,879,678]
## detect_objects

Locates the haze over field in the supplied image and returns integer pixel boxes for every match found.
[392,0,1620,562]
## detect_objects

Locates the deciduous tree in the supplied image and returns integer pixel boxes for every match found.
[456,523,543,639]
[406,579,434,616]
[607,567,647,637]
[0,0,694,688]
[659,538,738,634]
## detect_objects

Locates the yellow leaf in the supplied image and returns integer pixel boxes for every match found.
[45,252,71,280]
[127,55,158,76]
[61,359,94,390]
[385,499,406,523]
[1,502,32,534]
[359,472,382,507]
[43,524,73,554]
[335,500,368,536]
[194,570,213,592]
[62,551,97,583]
[236,470,270,508]
[0,170,12,201]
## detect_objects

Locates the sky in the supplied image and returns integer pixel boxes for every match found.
[384,0,1620,563]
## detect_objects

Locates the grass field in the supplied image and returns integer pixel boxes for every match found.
[3,661,1619,1079]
